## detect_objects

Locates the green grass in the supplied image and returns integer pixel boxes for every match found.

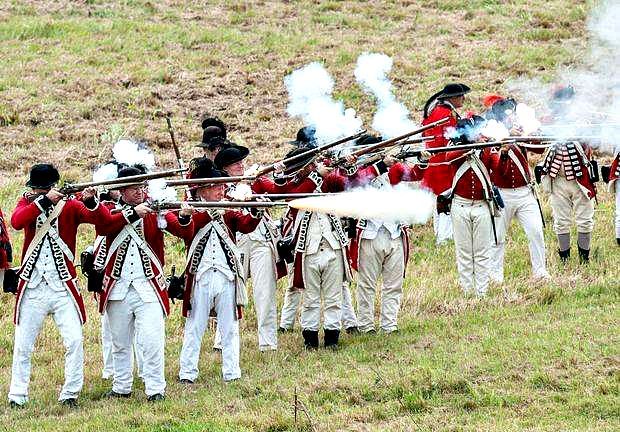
[0,0,618,430]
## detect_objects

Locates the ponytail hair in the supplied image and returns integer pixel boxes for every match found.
[423,89,445,119]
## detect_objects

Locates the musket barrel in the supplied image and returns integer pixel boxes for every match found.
[254,129,367,177]
[165,175,257,187]
[61,168,185,194]
[154,200,288,210]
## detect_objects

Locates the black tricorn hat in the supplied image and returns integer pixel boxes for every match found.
[439,83,471,99]
[214,145,249,170]
[289,126,317,147]
[188,157,228,180]
[489,98,517,122]
[355,133,383,146]
[282,147,315,175]
[116,165,148,188]
[196,135,232,151]
[452,115,486,144]
[26,163,60,189]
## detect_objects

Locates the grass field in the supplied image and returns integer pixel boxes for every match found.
[0,1,618,431]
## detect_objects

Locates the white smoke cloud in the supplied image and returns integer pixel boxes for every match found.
[506,0,620,153]
[515,103,541,135]
[147,178,178,203]
[92,163,119,182]
[289,184,434,224]
[285,62,363,144]
[112,139,156,169]
[354,53,417,139]
[480,120,510,141]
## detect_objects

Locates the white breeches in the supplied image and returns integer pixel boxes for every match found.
[9,282,83,404]
[179,270,240,381]
[547,175,594,234]
[433,204,453,245]
[356,228,405,332]
[491,186,548,281]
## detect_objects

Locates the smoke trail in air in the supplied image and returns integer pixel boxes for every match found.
[285,62,363,144]
[354,53,417,139]
[289,184,434,224]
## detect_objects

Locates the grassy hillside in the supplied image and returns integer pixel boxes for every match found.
[0,1,618,431]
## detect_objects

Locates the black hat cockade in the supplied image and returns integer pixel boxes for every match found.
[423,83,471,118]
[213,145,250,170]
[26,163,60,189]
[197,116,227,149]
[289,126,317,148]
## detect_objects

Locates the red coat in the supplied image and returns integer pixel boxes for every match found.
[95,203,193,316]
[11,195,108,325]
[541,142,597,199]
[422,104,458,195]
[609,152,620,189]
[445,148,497,200]
[490,144,544,189]
[388,162,426,185]
[181,209,260,318]
[0,208,11,270]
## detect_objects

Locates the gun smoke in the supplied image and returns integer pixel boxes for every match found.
[354,53,417,139]
[285,62,363,145]
[289,184,434,224]
[507,0,620,154]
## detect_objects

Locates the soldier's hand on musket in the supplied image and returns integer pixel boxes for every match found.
[383,155,397,166]
[134,203,153,218]
[344,154,358,165]
[81,187,97,201]
[418,150,432,163]
[179,203,194,217]
[316,162,333,177]
[273,162,286,173]
[500,143,511,154]
[46,188,65,204]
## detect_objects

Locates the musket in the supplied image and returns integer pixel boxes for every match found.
[59,168,186,194]
[165,175,257,187]
[331,118,450,167]
[351,136,436,167]
[151,200,289,211]
[254,130,367,177]
[165,117,185,173]
[396,140,518,159]
[508,135,602,142]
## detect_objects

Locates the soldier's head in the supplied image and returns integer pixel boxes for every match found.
[116,166,148,206]
[188,157,228,201]
[26,163,60,194]
[213,144,249,176]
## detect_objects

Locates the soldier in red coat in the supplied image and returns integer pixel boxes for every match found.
[8,164,106,408]
[96,166,193,401]
[484,96,550,281]
[421,83,471,245]
[178,158,261,383]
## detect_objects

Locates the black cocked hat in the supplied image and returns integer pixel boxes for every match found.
[439,83,471,99]
[197,116,227,148]
[213,145,250,170]
[282,147,315,175]
[489,98,517,122]
[116,165,148,188]
[188,157,228,180]
[354,133,383,146]
[289,126,317,147]
[26,164,60,189]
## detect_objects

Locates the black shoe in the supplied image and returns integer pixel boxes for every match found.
[104,390,131,399]
[558,248,570,263]
[179,378,194,385]
[278,326,292,333]
[578,246,590,264]
[147,393,165,402]
[302,329,319,349]
[324,329,340,348]
[212,347,222,353]
[616,238,619,246]
[345,326,359,334]
[9,400,25,409]
[60,398,78,408]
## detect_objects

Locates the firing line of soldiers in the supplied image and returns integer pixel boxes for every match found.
[0,83,618,408]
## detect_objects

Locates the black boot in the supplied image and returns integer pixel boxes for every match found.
[558,248,570,263]
[616,238,620,246]
[302,330,319,350]
[578,246,590,264]
[324,329,340,349]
